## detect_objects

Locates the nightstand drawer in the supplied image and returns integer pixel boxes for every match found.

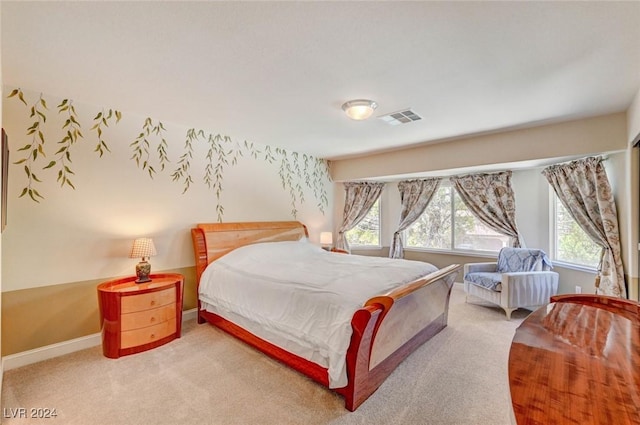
[121,318,177,349]
[121,287,175,313]
[121,304,176,331]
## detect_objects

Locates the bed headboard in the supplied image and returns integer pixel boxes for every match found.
[191,221,309,283]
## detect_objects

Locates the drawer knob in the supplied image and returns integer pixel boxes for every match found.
[150,317,156,323]
[150,300,156,306]
[150,333,156,339]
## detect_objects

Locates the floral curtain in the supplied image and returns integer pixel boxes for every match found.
[389,178,441,259]
[542,156,625,297]
[449,171,522,248]
[335,182,385,252]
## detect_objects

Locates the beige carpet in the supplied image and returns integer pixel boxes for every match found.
[1,284,528,425]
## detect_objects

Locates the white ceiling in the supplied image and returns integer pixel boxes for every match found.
[2,1,640,160]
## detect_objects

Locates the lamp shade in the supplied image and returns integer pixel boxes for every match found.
[341,99,378,120]
[129,238,157,260]
[320,232,333,245]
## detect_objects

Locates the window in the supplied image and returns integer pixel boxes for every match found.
[345,198,380,246]
[552,195,601,268]
[405,184,510,252]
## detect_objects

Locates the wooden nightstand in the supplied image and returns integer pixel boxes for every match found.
[97,273,184,359]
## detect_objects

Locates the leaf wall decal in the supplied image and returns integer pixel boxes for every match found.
[6,87,331,216]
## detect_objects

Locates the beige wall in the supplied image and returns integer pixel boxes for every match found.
[331,113,627,181]
[3,88,332,292]
[1,87,333,355]
[331,113,635,298]
[626,87,640,300]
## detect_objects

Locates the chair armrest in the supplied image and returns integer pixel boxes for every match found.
[464,262,497,275]
[502,271,559,308]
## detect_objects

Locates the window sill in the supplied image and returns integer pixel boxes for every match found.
[404,247,499,259]
[404,248,598,273]
[551,261,597,273]
[349,245,383,250]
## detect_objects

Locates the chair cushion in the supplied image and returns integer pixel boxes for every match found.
[497,248,552,273]
[464,272,502,292]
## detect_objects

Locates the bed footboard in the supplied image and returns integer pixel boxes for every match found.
[339,264,460,411]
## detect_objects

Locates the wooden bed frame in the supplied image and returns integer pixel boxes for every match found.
[191,221,460,411]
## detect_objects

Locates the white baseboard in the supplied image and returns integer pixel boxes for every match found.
[182,308,197,321]
[3,333,102,371]
[3,308,198,371]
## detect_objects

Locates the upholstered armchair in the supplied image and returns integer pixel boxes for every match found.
[463,247,559,320]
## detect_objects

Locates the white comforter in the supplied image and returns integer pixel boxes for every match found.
[198,239,437,388]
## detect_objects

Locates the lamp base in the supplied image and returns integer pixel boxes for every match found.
[135,276,152,284]
[135,260,152,284]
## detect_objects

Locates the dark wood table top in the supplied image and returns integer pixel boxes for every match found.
[509,294,640,425]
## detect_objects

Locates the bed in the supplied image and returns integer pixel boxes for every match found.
[191,221,460,411]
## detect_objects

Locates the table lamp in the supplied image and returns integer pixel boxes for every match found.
[129,237,157,283]
[320,232,333,250]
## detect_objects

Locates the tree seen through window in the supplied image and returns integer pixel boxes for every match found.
[345,199,380,246]
[405,185,510,252]
[554,196,601,268]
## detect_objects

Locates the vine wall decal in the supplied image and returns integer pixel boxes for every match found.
[7,88,123,202]
[160,126,330,221]
[9,89,48,202]
[130,117,169,178]
[55,99,83,189]
[170,127,198,193]
[205,133,230,222]
[6,87,331,220]
[91,109,122,157]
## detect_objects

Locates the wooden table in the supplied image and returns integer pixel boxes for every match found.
[508,294,640,425]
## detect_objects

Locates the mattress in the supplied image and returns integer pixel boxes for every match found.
[198,239,438,388]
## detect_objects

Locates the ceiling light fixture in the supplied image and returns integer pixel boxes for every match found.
[341,99,378,120]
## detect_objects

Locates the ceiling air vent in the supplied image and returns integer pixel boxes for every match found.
[378,108,423,126]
